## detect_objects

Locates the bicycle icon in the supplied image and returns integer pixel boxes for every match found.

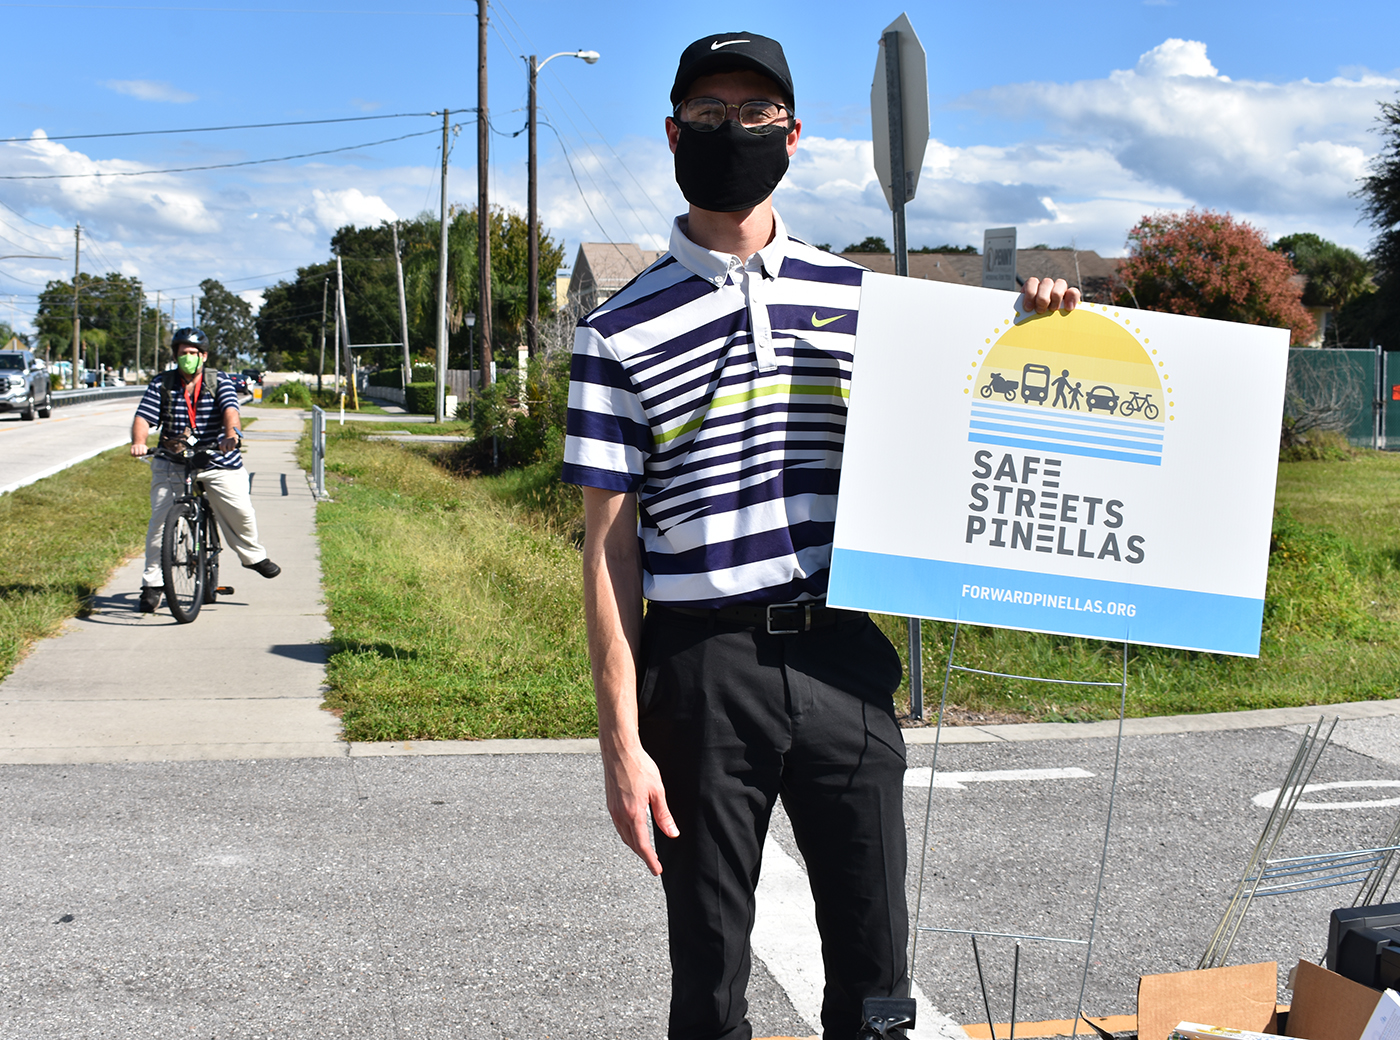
[1118,391,1160,420]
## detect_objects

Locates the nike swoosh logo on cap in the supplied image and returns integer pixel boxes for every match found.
[811,313,846,328]
[710,39,750,50]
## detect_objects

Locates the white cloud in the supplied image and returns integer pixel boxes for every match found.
[961,39,1396,227]
[100,79,197,104]
[308,187,397,231]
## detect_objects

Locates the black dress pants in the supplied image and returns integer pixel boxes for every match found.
[637,606,910,1040]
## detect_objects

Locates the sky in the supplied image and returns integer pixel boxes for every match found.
[1,0,1398,336]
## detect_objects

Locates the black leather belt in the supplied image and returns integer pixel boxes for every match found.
[653,600,853,635]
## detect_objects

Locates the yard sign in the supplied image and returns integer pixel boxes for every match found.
[827,275,1290,656]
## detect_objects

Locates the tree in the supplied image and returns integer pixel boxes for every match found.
[1271,232,1374,346]
[911,243,978,254]
[0,321,28,347]
[257,207,564,378]
[197,278,256,366]
[33,271,155,370]
[1118,209,1316,345]
[1356,93,1400,345]
[843,236,889,253]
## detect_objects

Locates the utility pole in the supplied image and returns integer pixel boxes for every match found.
[154,290,162,372]
[336,255,358,410]
[317,277,328,394]
[527,55,539,358]
[436,110,450,423]
[333,287,341,394]
[134,283,142,380]
[477,0,493,385]
[392,221,412,391]
[71,224,80,390]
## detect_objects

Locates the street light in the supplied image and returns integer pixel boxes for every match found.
[528,48,599,357]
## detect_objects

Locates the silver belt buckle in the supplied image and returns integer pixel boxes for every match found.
[766,602,810,635]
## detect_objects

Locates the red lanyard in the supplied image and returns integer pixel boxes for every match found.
[182,372,203,430]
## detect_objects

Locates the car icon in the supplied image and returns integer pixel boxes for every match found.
[1086,384,1119,414]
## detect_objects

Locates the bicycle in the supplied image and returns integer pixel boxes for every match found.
[1118,391,1160,420]
[150,446,232,623]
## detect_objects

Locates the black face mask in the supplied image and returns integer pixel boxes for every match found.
[673,120,790,213]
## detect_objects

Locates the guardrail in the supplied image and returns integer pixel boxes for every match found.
[52,386,145,408]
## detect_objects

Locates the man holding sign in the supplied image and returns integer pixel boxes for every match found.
[564,31,1078,1039]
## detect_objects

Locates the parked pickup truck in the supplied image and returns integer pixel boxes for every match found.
[0,348,53,420]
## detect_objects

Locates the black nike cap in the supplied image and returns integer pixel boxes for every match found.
[670,32,794,109]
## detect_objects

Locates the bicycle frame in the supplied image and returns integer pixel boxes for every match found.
[153,448,225,623]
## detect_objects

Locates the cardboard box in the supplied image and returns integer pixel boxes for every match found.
[1287,960,1383,1040]
[1139,963,1280,1040]
[1139,961,1384,1040]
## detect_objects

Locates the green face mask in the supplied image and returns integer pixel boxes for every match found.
[177,353,203,376]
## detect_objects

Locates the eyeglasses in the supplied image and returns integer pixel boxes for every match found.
[672,97,794,135]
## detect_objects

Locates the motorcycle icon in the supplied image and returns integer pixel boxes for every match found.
[980,372,1020,401]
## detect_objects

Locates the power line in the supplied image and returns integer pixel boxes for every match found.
[0,110,439,145]
[0,4,467,12]
[0,127,441,180]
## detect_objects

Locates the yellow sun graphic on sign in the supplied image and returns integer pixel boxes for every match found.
[964,305,1175,424]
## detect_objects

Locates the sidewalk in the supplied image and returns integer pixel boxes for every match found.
[0,406,341,764]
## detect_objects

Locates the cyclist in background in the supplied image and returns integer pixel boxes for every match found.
[129,327,280,614]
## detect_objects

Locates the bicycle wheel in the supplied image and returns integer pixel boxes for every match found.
[1119,399,1137,417]
[1143,403,1160,420]
[202,512,221,604]
[162,501,205,623]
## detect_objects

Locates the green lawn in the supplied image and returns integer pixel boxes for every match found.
[311,423,1399,739]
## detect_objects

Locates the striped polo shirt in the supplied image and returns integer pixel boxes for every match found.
[135,369,244,470]
[563,212,866,608]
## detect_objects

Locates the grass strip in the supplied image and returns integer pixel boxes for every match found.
[312,426,1400,737]
[313,431,593,740]
[0,447,151,681]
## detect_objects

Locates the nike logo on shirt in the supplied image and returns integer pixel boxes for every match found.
[811,313,846,328]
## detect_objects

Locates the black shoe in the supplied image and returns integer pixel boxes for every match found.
[139,587,163,613]
[245,558,281,578]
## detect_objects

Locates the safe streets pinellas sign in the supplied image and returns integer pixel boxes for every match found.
[827,275,1290,657]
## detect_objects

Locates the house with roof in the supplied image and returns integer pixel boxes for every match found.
[566,243,664,313]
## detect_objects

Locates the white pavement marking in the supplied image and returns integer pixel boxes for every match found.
[1251,780,1400,810]
[0,436,128,494]
[753,812,970,1039]
[903,766,1096,790]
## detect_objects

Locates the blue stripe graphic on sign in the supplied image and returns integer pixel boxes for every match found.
[970,406,1165,440]
[969,419,1164,453]
[827,548,1263,656]
[967,432,1164,466]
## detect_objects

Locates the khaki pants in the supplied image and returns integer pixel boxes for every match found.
[142,458,268,587]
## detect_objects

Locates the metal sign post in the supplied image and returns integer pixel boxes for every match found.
[871,11,930,718]
[982,226,1017,290]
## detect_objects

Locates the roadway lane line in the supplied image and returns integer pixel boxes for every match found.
[904,767,1096,790]
[0,437,129,495]
[752,819,969,1039]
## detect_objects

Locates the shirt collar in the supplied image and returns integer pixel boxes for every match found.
[669,210,789,287]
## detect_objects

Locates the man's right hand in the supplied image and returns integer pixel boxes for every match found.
[602,741,678,877]
[130,441,148,457]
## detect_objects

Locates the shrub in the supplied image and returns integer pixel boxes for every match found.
[404,382,437,415]
[455,352,570,471]
[276,380,313,406]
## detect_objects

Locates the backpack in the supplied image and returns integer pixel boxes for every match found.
[157,367,223,450]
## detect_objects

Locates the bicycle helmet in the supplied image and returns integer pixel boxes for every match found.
[171,327,209,351]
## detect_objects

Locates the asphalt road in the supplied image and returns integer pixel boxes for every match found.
[0,396,137,493]
[3,718,1399,1038]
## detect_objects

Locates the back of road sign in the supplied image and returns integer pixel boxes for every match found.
[870,12,929,210]
[982,227,1017,290]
